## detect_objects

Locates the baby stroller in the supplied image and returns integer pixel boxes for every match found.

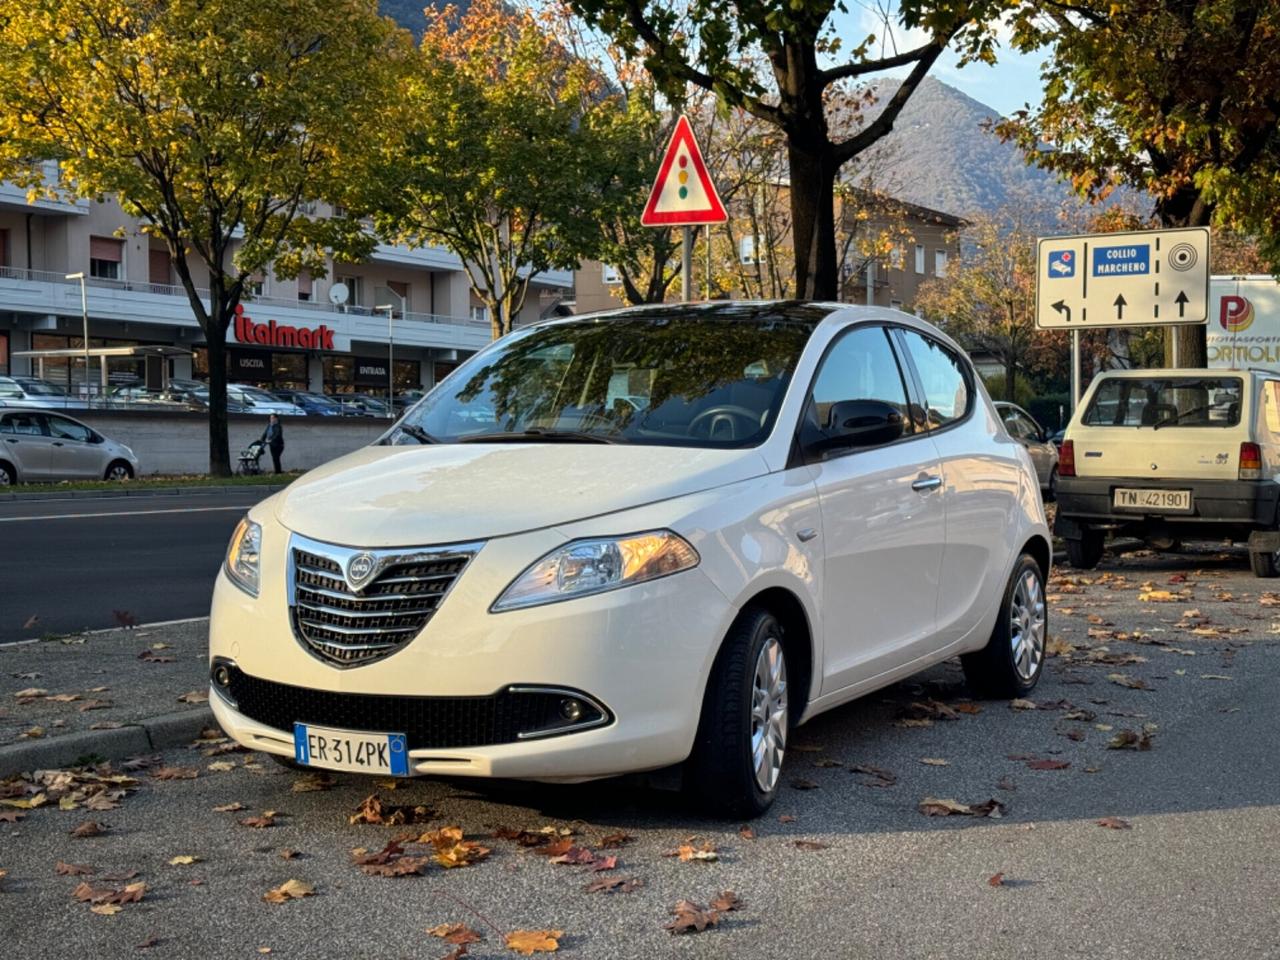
[237,439,266,476]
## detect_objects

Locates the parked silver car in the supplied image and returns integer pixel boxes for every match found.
[0,376,82,409]
[0,409,139,485]
[995,401,1060,499]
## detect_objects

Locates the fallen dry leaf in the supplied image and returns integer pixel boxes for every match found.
[790,778,820,790]
[919,797,1006,818]
[667,841,718,862]
[72,879,147,909]
[737,825,755,841]
[55,861,95,876]
[1107,728,1154,751]
[206,761,235,773]
[70,821,105,838]
[262,879,315,904]
[1009,698,1037,710]
[212,802,246,813]
[1096,816,1133,830]
[1138,589,1180,602]
[584,875,644,894]
[793,839,829,851]
[352,840,428,877]
[14,687,48,699]
[597,832,633,848]
[919,758,950,767]
[1026,759,1071,771]
[291,773,335,793]
[168,855,201,866]
[239,815,276,829]
[778,814,797,823]
[428,923,483,945]
[151,766,199,781]
[1107,674,1150,691]
[849,764,897,787]
[416,826,492,869]
[988,872,1006,887]
[348,794,434,827]
[177,690,208,704]
[952,702,983,715]
[135,936,161,949]
[504,929,562,955]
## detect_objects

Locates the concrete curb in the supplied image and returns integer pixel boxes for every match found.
[0,706,215,777]
[0,484,289,503]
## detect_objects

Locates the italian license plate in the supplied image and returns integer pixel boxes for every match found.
[1113,488,1192,513]
[293,723,410,776]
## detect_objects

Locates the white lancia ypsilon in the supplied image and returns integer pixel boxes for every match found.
[210,303,1050,816]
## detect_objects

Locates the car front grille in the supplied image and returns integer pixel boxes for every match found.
[220,666,610,749]
[287,534,482,667]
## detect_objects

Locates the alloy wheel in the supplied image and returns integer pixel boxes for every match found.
[108,464,131,481]
[750,634,788,792]
[1009,568,1046,681]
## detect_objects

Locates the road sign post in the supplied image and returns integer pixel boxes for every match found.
[641,115,727,303]
[1036,227,1211,409]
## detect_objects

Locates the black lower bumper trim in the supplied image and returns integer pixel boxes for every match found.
[1055,476,1280,533]
[220,667,611,749]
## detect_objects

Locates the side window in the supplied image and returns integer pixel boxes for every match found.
[899,330,971,429]
[0,416,11,435]
[8,412,47,436]
[1263,381,1280,437]
[809,325,912,439]
[47,416,92,442]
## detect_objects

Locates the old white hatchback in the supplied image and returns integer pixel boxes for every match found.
[209,303,1050,816]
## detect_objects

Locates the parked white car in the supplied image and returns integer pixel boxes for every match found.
[0,408,139,484]
[209,303,1050,816]
[1056,368,1280,576]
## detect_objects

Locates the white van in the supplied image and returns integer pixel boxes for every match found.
[1056,368,1280,577]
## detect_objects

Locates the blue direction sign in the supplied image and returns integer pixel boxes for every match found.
[1092,244,1151,277]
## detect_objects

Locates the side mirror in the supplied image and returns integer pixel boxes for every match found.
[815,399,905,452]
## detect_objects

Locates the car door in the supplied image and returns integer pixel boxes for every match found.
[896,328,1014,648]
[804,324,946,695]
[44,414,103,479]
[0,411,54,479]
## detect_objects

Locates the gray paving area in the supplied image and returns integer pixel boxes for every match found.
[2,545,1279,958]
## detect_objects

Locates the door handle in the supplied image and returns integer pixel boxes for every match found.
[911,475,943,492]
[796,528,818,543]
[52,441,64,447]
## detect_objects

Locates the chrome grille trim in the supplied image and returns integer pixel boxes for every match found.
[286,533,483,668]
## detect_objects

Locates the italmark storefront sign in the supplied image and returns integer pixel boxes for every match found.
[232,304,348,352]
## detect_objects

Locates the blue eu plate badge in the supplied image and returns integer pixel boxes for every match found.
[293,722,410,776]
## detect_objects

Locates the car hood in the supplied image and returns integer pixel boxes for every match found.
[273,442,770,547]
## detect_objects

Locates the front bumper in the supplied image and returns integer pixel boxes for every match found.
[208,524,734,780]
[1054,476,1280,537]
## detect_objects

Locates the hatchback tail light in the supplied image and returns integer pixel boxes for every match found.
[1059,439,1076,477]
[1240,442,1263,480]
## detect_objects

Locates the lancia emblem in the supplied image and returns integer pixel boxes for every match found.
[347,553,376,589]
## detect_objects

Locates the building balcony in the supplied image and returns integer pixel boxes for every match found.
[0,266,493,352]
[0,164,88,216]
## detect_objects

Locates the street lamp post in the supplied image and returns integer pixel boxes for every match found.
[376,303,395,419]
[65,272,89,400]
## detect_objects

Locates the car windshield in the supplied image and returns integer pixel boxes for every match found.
[17,379,67,396]
[394,310,818,448]
[1082,376,1243,428]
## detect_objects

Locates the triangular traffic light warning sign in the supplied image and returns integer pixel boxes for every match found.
[640,115,727,227]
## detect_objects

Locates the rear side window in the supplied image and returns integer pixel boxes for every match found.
[1262,382,1280,437]
[1083,377,1242,428]
[897,330,971,428]
[47,416,92,442]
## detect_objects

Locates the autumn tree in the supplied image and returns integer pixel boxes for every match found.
[915,212,1051,402]
[0,0,401,474]
[567,0,1003,300]
[1000,0,1280,367]
[375,0,645,338]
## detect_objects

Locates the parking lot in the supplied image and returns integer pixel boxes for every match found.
[3,544,1278,959]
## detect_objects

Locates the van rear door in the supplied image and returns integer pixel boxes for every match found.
[1069,374,1246,481]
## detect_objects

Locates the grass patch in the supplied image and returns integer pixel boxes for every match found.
[8,472,303,494]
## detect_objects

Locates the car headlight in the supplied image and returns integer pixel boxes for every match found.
[225,517,262,598]
[492,530,699,612]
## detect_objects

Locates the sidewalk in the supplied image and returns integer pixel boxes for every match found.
[0,620,213,775]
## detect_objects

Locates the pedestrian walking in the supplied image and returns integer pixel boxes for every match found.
[260,414,285,474]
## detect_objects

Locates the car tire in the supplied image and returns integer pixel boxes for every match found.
[962,553,1047,699]
[0,461,14,486]
[1249,549,1280,578]
[685,605,789,819]
[104,460,134,481]
[1046,467,1059,502]
[1065,528,1104,569]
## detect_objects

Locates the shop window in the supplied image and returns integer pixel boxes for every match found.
[323,354,355,392]
[89,236,124,281]
[273,352,308,390]
[393,359,420,391]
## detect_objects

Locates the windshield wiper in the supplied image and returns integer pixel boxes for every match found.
[396,423,438,445]
[458,428,620,444]
[1152,404,1211,430]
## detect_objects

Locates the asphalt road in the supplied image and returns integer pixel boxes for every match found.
[0,491,270,642]
[2,545,1279,958]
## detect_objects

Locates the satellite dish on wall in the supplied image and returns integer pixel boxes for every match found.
[329,283,350,306]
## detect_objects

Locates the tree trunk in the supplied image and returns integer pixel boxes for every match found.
[787,142,839,300]
[1155,187,1212,368]
[205,298,232,477]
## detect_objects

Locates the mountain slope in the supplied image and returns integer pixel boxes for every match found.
[854,77,1074,220]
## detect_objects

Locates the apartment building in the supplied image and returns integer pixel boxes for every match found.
[576,189,965,312]
[0,169,572,396]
